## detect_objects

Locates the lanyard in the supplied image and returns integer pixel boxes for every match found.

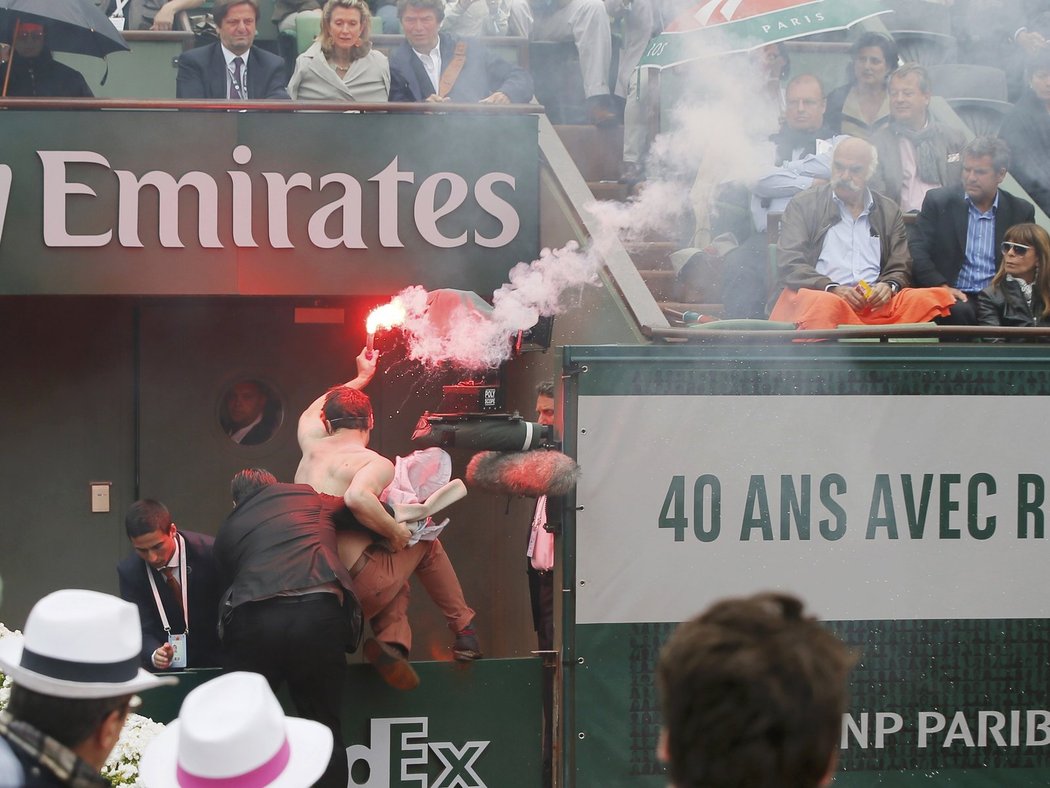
[146,532,189,634]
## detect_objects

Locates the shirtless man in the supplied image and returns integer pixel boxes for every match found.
[294,348,480,690]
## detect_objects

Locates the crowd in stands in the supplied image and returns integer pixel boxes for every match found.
[685,8,1050,336]
[0,0,664,126]
[5,1,1050,335]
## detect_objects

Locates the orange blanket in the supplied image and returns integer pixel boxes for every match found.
[769,287,956,330]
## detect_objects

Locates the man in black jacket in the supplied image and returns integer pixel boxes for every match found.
[117,499,223,672]
[388,0,532,104]
[176,0,289,99]
[910,136,1036,324]
[214,468,361,788]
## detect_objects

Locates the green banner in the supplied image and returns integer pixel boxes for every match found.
[563,344,1050,785]
[0,110,539,297]
[574,621,1050,785]
[639,0,889,70]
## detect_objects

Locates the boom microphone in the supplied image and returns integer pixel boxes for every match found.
[412,414,554,452]
[466,450,580,497]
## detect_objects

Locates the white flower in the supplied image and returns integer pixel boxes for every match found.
[102,713,166,787]
[0,622,19,713]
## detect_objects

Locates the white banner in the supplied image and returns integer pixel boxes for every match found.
[576,395,1050,624]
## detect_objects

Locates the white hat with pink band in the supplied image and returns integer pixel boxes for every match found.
[139,671,333,788]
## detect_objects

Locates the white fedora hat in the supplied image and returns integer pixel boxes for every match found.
[0,589,177,699]
[139,672,334,788]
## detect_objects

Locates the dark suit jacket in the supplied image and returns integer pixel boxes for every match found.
[388,33,533,104]
[176,43,289,99]
[117,530,223,670]
[214,484,358,608]
[910,186,1036,288]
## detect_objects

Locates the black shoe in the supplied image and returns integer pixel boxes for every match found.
[453,625,483,661]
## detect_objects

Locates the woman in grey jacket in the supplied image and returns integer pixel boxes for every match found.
[289,0,390,102]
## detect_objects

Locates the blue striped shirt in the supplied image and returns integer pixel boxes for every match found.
[957,192,999,292]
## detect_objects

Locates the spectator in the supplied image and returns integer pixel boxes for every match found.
[656,592,854,788]
[976,223,1050,334]
[176,0,290,99]
[441,0,532,37]
[720,73,841,319]
[825,32,898,140]
[999,50,1050,218]
[0,590,175,786]
[870,63,966,214]
[769,137,955,329]
[389,0,533,103]
[0,23,92,97]
[117,499,224,671]
[949,0,1050,101]
[528,0,623,125]
[140,672,332,788]
[911,136,1036,325]
[619,0,692,181]
[289,0,390,101]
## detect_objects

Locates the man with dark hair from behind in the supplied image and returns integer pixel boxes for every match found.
[117,499,223,672]
[215,467,362,788]
[657,592,854,788]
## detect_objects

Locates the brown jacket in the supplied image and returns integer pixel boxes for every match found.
[777,183,911,293]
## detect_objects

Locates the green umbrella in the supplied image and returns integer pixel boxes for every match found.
[639,0,890,70]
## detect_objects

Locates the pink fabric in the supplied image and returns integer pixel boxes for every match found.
[176,739,290,787]
[770,287,955,329]
[380,448,452,507]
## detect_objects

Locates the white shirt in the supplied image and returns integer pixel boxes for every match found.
[229,413,262,444]
[817,191,881,288]
[413,42,442,95]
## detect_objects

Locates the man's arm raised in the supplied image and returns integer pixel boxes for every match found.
[297,347,378,448]
[345,454,412,551]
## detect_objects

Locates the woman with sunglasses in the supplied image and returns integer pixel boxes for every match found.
[975,223,1050,337]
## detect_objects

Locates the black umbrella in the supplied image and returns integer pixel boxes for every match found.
[0,0,129,59]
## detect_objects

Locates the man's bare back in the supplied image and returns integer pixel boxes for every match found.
[295,433,385,497]
[293,350,410,566]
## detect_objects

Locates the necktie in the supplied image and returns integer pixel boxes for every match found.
[232,57,245,99]
[161,566,184,617]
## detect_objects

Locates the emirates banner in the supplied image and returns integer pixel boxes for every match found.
[0,110,539,297]
[564,344,1050,786]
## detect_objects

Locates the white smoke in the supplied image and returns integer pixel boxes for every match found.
[386,32,785,369]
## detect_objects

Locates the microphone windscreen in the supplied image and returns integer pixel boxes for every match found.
[466,450,580,497]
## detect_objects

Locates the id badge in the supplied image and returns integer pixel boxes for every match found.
[169,633,187,669]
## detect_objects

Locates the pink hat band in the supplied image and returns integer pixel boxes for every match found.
[176,739,290,788]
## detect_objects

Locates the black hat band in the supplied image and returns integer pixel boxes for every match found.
[20,647,140,684]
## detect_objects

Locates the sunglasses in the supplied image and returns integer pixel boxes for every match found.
[1001,242,1033,255]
